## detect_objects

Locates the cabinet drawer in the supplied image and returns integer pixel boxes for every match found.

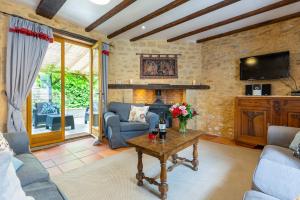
[236,99,271,108]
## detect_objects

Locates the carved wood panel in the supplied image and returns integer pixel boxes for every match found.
[288,113,300,127]
[241,111,265,137]
[235,97,300,147]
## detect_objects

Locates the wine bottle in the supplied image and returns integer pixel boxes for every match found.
[159,113,167,140]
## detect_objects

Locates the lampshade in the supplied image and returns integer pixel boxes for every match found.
[90,0,111,5]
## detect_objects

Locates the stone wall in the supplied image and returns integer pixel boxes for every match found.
[198,17,300,138]
[1,0,300,138]
[108,39,203,129]
[0,1,104,132]
[108,17,300,138]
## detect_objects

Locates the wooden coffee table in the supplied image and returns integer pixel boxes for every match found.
[127,129,203,200]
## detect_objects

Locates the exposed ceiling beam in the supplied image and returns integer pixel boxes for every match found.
[36,0,67,19]
[108,0,189,39]
[130,0,240,42]
[196,12,300,43]
[167,0,300,42]
[85,0,137,32]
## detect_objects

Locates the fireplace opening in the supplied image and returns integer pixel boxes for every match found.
[154,89,164,104]
[133,89,185,128]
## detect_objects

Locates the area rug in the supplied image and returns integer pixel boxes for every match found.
[53,140,261,200]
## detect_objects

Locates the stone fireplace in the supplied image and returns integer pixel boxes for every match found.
[133,89,186,128]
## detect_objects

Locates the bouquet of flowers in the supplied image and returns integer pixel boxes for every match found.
[169,102,197,133]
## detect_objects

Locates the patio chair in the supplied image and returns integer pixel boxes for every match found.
[33,102,60,128]
[84,102,99,125]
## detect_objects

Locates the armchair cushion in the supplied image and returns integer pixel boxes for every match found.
[108,102,144,122]
[120,122,149,132]
[253,158,300,200]
[261,145,300,169]
[3,132,30,155]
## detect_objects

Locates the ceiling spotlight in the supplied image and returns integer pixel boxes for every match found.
[90,0,111,5]
[141,25,146,30]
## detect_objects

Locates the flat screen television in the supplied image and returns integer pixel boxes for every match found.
[240,51,290,80]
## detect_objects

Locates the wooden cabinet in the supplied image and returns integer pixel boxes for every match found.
[235,96,300,146]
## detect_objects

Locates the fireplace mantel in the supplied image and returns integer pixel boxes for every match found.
[108,84,210,90]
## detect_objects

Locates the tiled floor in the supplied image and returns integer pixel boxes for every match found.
[33,134,235,177]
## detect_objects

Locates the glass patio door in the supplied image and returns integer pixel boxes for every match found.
[27,36,102,147]
[27,37,65,147]
[90,43,103,141]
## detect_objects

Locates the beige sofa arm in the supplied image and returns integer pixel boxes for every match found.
[267,126,300,148]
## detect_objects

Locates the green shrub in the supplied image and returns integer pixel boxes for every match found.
[37,64,90,108]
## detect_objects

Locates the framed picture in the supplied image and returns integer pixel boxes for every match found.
[140,55,178,79]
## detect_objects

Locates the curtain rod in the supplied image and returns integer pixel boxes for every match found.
[102,42,113,47]
[0,10,101,44]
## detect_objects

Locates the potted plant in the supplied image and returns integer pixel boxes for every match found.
[169,102,197,133]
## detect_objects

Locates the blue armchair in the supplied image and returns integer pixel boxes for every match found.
[104,102,159,149]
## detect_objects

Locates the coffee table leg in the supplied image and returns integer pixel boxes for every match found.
[171,154,178,164]
[192,143,199,171]
[159,159,168,200]
[136,151,144,186]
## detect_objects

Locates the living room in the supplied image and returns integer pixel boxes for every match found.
[1,0,300,200]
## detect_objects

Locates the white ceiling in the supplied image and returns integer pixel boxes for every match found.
[13,0,300,42]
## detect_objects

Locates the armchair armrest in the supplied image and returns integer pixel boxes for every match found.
[104,112,120,136]
[3,132,30,155]
[267,126,300,148]
[146,111,159,130]
[104,112,120,127]
[104,112,126,149]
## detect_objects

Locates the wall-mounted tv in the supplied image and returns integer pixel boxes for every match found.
[240,51,290,80]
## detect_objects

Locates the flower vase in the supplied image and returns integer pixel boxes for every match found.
[179,119,187,134]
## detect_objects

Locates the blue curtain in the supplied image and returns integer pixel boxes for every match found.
[102,43,109,112]
[6,17,53,132]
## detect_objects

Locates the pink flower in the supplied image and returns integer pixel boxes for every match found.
[179,106,186,110]
[182,109,188,116]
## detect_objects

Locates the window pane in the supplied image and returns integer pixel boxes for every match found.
[64,42,90,138]
[32,41,62,134]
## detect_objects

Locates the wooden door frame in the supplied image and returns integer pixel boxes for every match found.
[26,36,94,147]
[90,42,103,141]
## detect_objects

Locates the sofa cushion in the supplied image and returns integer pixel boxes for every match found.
[0,151,34,200]
[16,153,49,186]
[253,158,300,200]
[120,122,149,132]
[289,131,300,151]
[261,145,300,169]
[23,181,65,200]
[109,102,144,122]
[243,190,279,200]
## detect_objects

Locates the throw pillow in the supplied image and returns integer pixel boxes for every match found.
[289,131,300,151]
[40,103,58,114]
[128,106,149,123]
[0,151,34,200]
[12,157,24,171]
[0,133,10,151]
